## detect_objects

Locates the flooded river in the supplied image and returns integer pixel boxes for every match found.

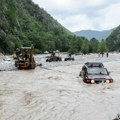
[0,53,120,120]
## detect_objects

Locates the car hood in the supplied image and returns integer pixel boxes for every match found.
[87,75,112,79]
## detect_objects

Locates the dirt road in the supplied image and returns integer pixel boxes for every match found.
[0,53,120,120]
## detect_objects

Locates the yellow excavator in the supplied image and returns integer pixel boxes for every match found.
[13,45,36,69]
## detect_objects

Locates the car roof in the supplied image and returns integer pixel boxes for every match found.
[84,62,104,67]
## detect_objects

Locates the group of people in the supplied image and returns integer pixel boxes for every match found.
[98,52,109,57]
[16,48,30,61]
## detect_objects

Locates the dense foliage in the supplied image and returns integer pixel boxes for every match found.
[106,25,120,51]
[0,0,74,53]
[98,39,107,53]
[0,0,108,54]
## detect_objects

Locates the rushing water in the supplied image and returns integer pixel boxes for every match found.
[0,53,120,120]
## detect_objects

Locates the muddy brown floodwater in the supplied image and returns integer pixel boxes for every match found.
[0,53,120,120]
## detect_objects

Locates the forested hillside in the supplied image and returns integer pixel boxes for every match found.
[106,25,120,51]
[0,0,77,54]
[0,0,109,54]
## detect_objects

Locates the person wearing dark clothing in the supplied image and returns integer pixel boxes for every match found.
[24,50,30,61]
[21,48,25,57]
[69,53,71,58]
[106,52,108,57]
[16,48,20,58]
[51,51,55,56]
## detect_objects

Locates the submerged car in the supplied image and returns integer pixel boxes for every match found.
[64,56,74,61]
[79,66,113,84]
[64,54,75,61]
[46,56,62,62]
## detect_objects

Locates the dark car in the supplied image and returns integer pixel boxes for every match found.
[64,57,75,61]
[80,67,113,84]
[46,56,62,62]
[64,54,75,61]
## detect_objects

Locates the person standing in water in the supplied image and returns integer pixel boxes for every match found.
[106,52,109,57]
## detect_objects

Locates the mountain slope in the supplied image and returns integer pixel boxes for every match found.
[0,0,74,53]
[74,29,113,40]
[106,25,120,51]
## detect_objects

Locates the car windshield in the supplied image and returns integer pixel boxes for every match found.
[87,68,108,75]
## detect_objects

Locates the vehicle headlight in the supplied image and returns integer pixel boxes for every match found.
[106,80,110,83]
[91,80,95,83]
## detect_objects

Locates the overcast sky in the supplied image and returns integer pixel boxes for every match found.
[32,0,120,32]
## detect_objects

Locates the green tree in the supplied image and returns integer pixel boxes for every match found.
[81,38,89,54]
[0,0,89,54]
[106,25,120,51]
[89,38,99,53]
[98,39,107,53]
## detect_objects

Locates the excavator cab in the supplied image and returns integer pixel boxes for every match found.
[14,45,36,69]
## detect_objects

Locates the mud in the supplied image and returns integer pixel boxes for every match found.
[0,53,120,120]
